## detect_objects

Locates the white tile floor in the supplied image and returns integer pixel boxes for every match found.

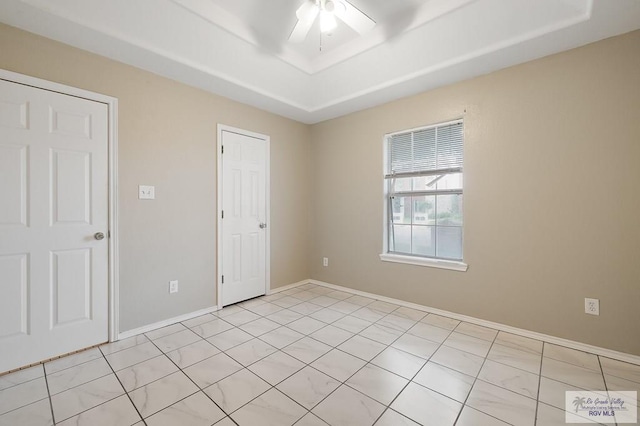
[1,283,638,426]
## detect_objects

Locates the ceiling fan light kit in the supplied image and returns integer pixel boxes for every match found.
[289,0,376,43]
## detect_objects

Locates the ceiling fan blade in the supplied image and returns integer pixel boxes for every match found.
[333,0,375,34]
[289,1,319,42]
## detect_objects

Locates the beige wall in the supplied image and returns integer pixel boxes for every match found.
[310,30,640,355]
[0,23,311,332]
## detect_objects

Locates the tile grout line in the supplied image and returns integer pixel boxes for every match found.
[41,363,57,425]
[533,342,546,426]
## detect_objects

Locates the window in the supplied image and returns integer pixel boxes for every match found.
[382,119,466,270]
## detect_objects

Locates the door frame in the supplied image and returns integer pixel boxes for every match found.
[216,124,271,310]
[0,69,120,343]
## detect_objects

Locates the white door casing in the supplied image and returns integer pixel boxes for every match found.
[218,126,270,307]
[0,76,112,373]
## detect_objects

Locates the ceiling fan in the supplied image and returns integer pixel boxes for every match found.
[289,0,376,43]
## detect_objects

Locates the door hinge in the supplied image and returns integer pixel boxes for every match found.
[221,145,224,154]
[221,210,224,219]
[221,275,224,284]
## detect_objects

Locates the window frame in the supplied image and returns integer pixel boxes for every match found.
[380,119,468,272]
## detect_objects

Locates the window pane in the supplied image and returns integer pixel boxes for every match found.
[436,194,463,226]
[392,225,412,253]
[412,226,435,257]
[391,196,412,224]
[436,173,463,190]
[412,196,435,225]
[436,227,463,260]
[412,176,439,191]
[392,177,412,192]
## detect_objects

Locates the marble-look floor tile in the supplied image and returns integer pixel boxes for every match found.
[313,384,385,426]
[541,357,606,390]
[0,398,53,426]
[332,316,372,334]
[152,329,201,353]
[330,301,363,315]
[391,382,461,426]
[443,332,492,358]
[374,409,420,426]
[466,380,536,426]
[308,296,341,308]
[391,334,439,359]
[413,362,475,402]
[45,348,103,375]
[265,309,304,325]
[129,371,198,418]
[430,345,485,377]
[478,359,540,399]
[183,353,243,388]
[189,318,234,339]
[0,365,43,391]
[393,307,427,322]
[406,322,451,343]
[359,324,403,345]
[100,335,150,356]
[296,412,331,426]
[536,401,602,425]
[231,389,306,426]
[308,308,346,324]
[144,323,187,341]
[271,296,303,309]
[487,343,542,374]
[344,295,375,307]
[56,395,140,426]
[368,301,399,314]
[239,318,281,337]
[207,328,254,351]
[226,339,278,366]
[0,377,48,415]
[214,417,237,426]
[248,351,304,385]
[338,335,386,362]
[204,368,270,414]
[537,377,607,411]
[259,327,304,349]
[181,314,217,329]
[215,305,245,318]
[51,374,124,422]
[289,290,319,302]
[346,364,408,405]
[47,357,113,395]
[166,340,220,369]
[245,302,283,317]
[325,291,353,301]
[494,332,542,354]
[455,406,510,426]
[287,317,327,335]
[116,355,178,392]
[454,322,498,342]
[145,391,225,426]
[289,302,324,316]
[311,349,366,382]
[105,342,162,371]
[543,343,601,372]
[377,314,416,332]
[420,314,460,331]
[350,307,386,322]
[309,325,354,347]
[277,366,340,409]
[600,357,640,383]
[282,337,332,364]
[223,310,261,327]
[370,347,426,380]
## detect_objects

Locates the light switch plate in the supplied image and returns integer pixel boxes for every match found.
[139,185,155,200]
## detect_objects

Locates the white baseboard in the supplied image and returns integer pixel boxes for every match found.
[268,279,311,295]
[117,306,219,341]
[307,279,640,366]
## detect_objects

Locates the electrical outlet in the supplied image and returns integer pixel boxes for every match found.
[323,257,329,267]
[139,185,155,200]
[169,280,179,294]
[585,298,599,316]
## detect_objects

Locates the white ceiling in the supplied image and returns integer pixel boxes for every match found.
[0,0,639,124]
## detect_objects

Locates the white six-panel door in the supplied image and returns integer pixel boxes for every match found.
[221,129,267,306]
[0,79,109,373]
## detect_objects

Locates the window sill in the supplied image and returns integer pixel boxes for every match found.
[379,253,468,272]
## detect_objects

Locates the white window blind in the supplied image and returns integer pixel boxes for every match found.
[385,120,464,261]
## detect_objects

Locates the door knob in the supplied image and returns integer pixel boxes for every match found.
[259,223,267,229]
[94,232,105,240]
